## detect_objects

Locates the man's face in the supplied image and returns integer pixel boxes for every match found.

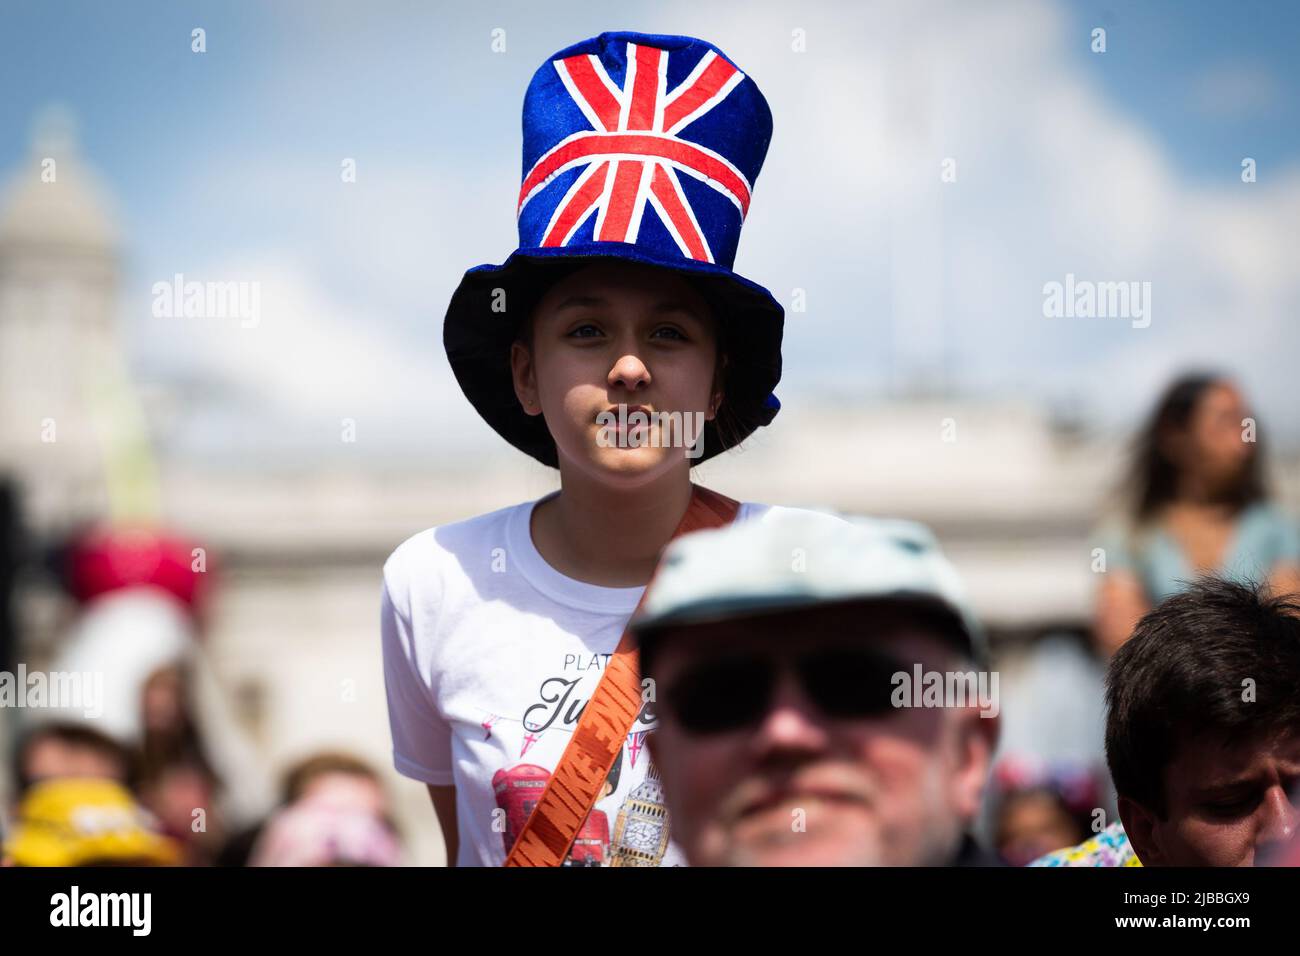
[1122,732,1300,866]
[510,260,721,484]
[646,604,997,866]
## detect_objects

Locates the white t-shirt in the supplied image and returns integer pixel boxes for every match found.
[380,491,838,867]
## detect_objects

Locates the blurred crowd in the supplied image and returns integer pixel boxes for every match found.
[1,370,1297,866]
[986,372,1300,866]
[0,523,404,867]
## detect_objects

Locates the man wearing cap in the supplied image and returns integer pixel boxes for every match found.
[633,510,1002,866]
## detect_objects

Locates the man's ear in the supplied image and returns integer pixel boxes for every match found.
[952,708,998,823]
[509,340,541,416]
[1117,795,1164,866]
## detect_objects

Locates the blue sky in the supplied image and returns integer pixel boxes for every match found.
[2,0,1298,464]
[1061,0,1300,181]
[7,1,1298,181]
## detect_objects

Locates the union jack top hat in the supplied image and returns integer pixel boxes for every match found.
[443,31,783,467]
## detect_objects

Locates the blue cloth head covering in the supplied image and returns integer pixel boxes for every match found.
[443,31,783,467]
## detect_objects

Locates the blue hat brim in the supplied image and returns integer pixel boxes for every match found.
[443,242,783,468]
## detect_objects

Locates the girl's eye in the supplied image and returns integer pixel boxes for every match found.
[564,324,688,341]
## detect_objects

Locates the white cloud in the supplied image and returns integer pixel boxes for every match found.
[131,250,492,462]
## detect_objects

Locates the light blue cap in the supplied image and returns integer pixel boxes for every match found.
[631,508,987,662]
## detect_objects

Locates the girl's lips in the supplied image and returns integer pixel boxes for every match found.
[600,403,652,418]
[596,405,656,429]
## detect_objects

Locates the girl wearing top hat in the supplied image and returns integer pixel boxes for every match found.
[380,30,840,866]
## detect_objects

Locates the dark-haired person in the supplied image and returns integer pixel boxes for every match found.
[631,510,1001,867]
[218,751,393,866]
[11,721,132,798]
[247,758,402,868]
[1094,374,1300,657]
[990,758,1101,866]
[1033,577,1300,866]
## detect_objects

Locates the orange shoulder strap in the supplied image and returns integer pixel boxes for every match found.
[503,483,741,867]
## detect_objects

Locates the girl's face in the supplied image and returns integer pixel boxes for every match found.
[511,260,722,485]
[1168,381,1254,493]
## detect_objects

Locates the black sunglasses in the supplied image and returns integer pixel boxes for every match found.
[661,646,907,735]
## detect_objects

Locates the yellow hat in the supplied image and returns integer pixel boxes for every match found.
[4,777,182,867]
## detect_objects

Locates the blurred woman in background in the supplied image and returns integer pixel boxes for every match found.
[1094,373,1300,656]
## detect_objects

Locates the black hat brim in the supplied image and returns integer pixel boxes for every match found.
[443,242,783,468]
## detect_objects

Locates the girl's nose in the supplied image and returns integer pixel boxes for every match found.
[609,353,651,392]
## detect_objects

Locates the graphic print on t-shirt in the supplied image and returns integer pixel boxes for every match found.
[483,650,673,866]
[492,747,621,866]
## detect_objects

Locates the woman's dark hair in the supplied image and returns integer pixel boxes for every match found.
[1104,577,1300,817]
[137,663,223,796]
[1126,372,1265,522]
[698,313,749,455]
